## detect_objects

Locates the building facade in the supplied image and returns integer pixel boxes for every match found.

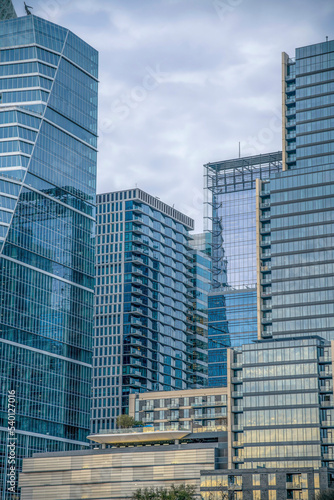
[282,39,334,171]
[204,153,282,387]
[92,189,194,433]
[188,233,211,387]
[19,442,219,499]
[0,13,98,497]
[230,337,334,471]
[129,386,228,432]
[257,165,334,342]
[200,467,331,500]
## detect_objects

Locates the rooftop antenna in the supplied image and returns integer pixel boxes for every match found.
[326,36,329,42]
[24,2,33,15]
[238,141,241,158]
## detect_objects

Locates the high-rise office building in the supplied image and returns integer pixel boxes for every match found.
[0,13,98,496]
[92,189,194,432]
[282,39,334,171]
[258,39,334,342]
[188,233,211,388]
[204,153,282,386]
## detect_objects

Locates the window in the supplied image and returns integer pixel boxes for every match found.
[253,491,261,500]
[253,474,260,486]
[268,474,276,486]
[268,492,276,500]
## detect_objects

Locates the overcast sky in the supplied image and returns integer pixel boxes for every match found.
[13,0,334,231]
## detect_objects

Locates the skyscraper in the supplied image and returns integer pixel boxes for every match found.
[0,0,16,21]
[282,39,334,171]
[92,189,194,432]
[204,153,282,386]
[0,13,98,496]
[188,233,211,388]
[230,38,334,474]
[258,39,334,342]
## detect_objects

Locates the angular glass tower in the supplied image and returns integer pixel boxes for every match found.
[0,14,98,497]
[0,0,17,21]
[92,189,194,432]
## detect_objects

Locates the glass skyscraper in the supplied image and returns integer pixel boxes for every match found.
[92,189,194,433]
[188,233,211,388]
[204,153,282,386]
[258,40,334,342]
[0,0,16,21]
[283,39,334,170]
[0,13,98,497]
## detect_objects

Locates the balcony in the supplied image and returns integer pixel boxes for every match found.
[191,401,226,408]
[232,456,244,463]
[319,357,331,363]
[232,391,243,398]
[231,362,242,369]
[286,482,302,490]
[322,438,334,444]
[322,421,334,427]
[141,405,154,412]
[232,424,243,432]
[286,119,296,128]
[286,143,296,152]
[232,377,243,384]
[262,331,272,338]
[261,265,271,272]
[233,440,244,448]
[167,403,180,409]
[286,108,296,116]
[261,251,271,259]
[320,385,333,393]
[232,406,243,413]
[260,202,270,209]
[323,453,334,460]
[321,400,334,407]
[142,416,154,423]
[320,370,333,378]
[260,239,271,246]
[286,131,296,139]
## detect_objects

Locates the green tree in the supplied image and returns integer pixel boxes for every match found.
[116,414,135,429]
[116,414,143,428]
[132,484,196,500]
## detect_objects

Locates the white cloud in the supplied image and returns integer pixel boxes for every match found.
[13,0,334,230]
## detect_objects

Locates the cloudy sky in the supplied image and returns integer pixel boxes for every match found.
[13,0,334,230]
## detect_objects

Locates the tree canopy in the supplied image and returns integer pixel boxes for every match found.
[116,414,142,429]
[132,484,196,500]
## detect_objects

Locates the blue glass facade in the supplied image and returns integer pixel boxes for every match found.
[259,40,334,341]
[204,154,282,387]
[0,15,97,496]
[92,189,194,433]
[283,40,334,170]
[188,233,211,388]
[259,165,334,341]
